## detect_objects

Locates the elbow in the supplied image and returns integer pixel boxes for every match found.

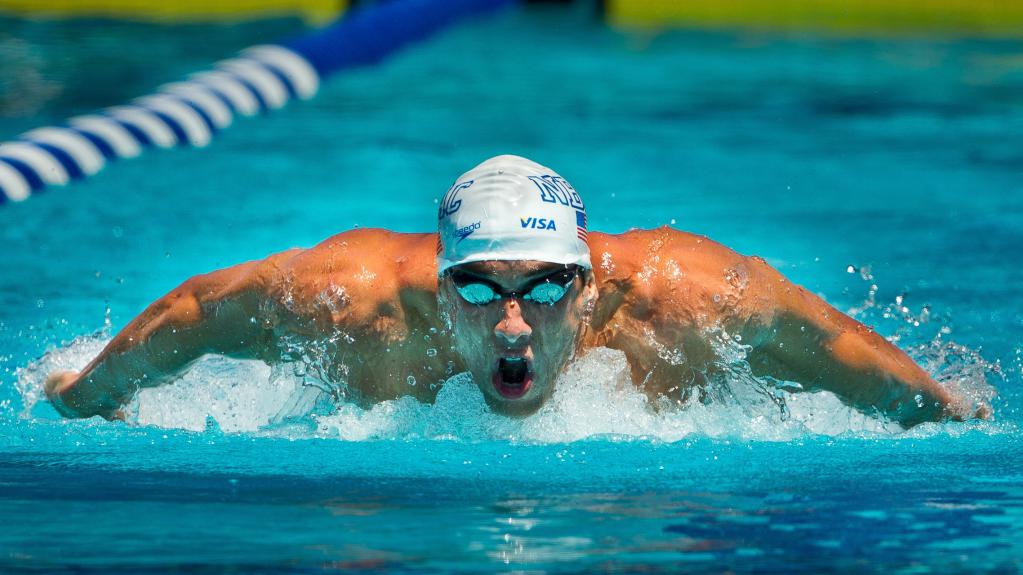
[150,285,206,334]
[167,296,204,330]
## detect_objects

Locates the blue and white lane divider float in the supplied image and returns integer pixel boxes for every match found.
[0,0,516,204]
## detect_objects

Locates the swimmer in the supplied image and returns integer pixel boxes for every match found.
[45,155,990,427]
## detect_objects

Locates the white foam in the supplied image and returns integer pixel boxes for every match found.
[14,333,108,416]
[130,357,292,432]
[308,347,911,443]
[16,335,1005,442]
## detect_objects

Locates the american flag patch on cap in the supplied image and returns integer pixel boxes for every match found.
[576,209,587,241]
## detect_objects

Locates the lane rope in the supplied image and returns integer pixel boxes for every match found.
[0,0,515,204]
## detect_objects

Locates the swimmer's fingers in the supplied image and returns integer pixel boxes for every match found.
[45,371,126,420]
[44,370,78,400]
[943,397,993,422]
[974,402,993,421]
[44,370,80,417]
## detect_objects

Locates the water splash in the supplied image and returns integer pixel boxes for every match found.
[16,335,1004,442]
[844,263,999,419]
[13,268,1004,441]
[14,333,107,416]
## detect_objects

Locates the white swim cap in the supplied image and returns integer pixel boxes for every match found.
[437,155,591,275]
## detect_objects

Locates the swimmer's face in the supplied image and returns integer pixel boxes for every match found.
[439,260,596,416]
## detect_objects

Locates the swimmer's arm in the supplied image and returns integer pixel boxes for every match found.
[741,262,988,428]
[45,260,279,419]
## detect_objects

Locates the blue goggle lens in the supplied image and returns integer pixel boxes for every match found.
[451,267,578,307]
[455,282,501,306]
[523,282,567,305]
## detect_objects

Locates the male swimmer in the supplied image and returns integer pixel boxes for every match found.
[46,155,990,427]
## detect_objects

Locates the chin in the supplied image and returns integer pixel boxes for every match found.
[482,390,548,417]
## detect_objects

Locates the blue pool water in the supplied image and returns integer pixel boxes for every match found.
[2,6,1022,572]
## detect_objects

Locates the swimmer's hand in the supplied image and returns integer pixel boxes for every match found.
[945,395,993,423]
[737,257,995,428]
[44,370,125,420]
[45,256,278,420]
[44,370,79,416]
[977,403,994,420]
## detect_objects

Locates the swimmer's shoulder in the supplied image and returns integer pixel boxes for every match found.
[588,226,778,324]
[260,229,435,278]
[300,228,438,287]
[253,228,440,320]
[589,226,758,280]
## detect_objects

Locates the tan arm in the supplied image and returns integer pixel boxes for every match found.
[45,258,281,419]
[742,262,989,427]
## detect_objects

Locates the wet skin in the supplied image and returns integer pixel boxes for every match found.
[45,227,991,427]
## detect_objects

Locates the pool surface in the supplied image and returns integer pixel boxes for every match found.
[1,6,1022,573]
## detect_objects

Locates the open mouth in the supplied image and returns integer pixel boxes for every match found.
[492,356,534,399]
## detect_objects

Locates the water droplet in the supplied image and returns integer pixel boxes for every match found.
[914,394,924,407]
[669,218,676,225]
[407,375,416,386]
[846,265,856,274]
[426,348,438,357]
[732,334,742,342]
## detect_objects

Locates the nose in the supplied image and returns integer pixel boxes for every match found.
[494,299,532,348]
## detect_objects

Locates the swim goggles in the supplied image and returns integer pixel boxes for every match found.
[447,265,580,306]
